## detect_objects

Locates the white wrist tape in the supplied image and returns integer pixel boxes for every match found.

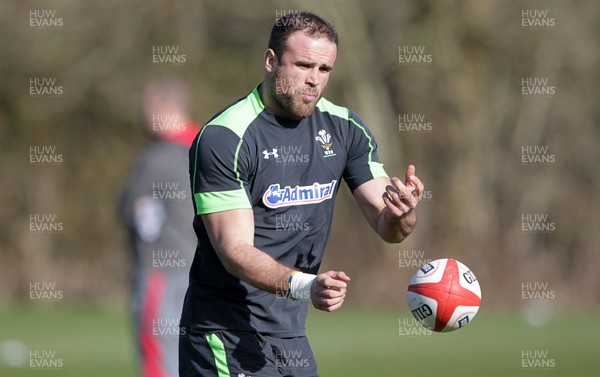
[289,272,316,302]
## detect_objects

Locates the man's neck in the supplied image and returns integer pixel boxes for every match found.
[258,81,297,120]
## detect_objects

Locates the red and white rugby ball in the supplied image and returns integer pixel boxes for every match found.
[407,258,481,332]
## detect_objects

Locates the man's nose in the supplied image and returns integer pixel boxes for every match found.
[305,68,319,87]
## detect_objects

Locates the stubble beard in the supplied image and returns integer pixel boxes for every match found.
[271,69,322,119]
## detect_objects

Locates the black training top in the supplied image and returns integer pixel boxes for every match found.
[181,84,388,337]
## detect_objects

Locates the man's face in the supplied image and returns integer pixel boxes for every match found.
[268,31,337,119]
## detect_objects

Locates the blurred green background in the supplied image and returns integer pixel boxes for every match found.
[1,305,598,376]
[1,0,599,375]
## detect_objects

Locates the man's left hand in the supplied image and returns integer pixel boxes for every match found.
[382,164,424,218]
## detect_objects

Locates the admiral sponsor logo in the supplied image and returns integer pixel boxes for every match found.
[263,180,337,208]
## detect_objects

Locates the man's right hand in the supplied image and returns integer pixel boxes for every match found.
[311,271,351,312]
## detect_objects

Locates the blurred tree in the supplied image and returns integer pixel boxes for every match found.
[0,0,598,310]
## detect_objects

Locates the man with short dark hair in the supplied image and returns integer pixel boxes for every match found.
[179,12,424,377]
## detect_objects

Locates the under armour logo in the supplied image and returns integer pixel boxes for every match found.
[263,148,278,159]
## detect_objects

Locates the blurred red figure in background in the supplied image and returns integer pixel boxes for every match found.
[118,79,200,377]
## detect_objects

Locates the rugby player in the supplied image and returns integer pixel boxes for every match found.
[180,12,424,377]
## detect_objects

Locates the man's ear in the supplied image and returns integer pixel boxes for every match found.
[264,49,278,72]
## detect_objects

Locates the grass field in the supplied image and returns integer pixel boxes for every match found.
[0,303,597,376]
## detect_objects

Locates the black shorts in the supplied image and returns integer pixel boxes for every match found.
[179,329,318,377]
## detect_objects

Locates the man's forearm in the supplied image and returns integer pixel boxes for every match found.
[376,207,417,243]
[217,240,295,294]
